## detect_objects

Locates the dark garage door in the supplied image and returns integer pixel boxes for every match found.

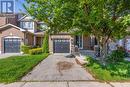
[4,38,21,53]
[53,39,70,53]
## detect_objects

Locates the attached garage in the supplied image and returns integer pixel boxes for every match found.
[0,24,26,54]
[4,38,21,53]
[49,34,75,54]
[53,39,70,53]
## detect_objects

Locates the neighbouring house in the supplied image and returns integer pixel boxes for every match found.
[0,14,44,54]
[116,35,130,54]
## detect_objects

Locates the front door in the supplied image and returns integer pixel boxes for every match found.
[75,35,83,49]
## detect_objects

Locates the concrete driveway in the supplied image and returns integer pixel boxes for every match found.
[22,54,94,81]
[0,53,22,59]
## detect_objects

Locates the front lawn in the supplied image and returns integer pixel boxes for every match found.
[0,53,48,83]
[85,57,130,81]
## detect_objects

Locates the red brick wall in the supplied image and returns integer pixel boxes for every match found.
[7,17,18,25]
[0,14,18,26]
[0,17,6,26]
[25,33,34,46]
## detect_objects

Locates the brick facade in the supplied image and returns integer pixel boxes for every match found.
[0,17,6,26]
[0,14,18,26]
[0,26,25,53]
[25,32,34,46]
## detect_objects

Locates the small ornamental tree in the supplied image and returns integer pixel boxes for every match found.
[42,33,49,53]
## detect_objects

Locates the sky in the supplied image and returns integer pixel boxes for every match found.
[15,0,26,13]
[0,0,26,13]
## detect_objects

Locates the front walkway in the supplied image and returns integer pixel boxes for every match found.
[22,54,94,81]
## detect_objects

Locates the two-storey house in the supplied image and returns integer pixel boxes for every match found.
[0,14,43,53]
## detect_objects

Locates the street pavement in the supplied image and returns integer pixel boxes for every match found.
[0,81,130,87]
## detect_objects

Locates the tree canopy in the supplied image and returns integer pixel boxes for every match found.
[25,0,130,35]
[24,0,130,60]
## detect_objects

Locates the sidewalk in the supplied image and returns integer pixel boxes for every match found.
[0,53,22,59]
[0,81,130,87]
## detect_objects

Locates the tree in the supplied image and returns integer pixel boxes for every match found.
[74,0,130,62]
[42,33,49,53]
[24,0,130,62]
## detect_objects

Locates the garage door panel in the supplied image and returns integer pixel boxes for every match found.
[4,38,21,53]
[53,39,70,53]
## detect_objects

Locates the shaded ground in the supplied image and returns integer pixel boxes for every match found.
[22,54,94,81]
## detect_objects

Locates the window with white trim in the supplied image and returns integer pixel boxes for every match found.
[20,22,33,29]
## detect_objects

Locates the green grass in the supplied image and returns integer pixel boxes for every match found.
[86,60,130,81]
[0,53,48,83]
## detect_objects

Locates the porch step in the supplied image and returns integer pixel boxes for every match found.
[75,50,95,65]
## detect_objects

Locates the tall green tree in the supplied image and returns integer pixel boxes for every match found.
[42,33,49,53]
[24,0,130,62]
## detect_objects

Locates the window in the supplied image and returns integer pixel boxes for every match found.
[20,22,33,29]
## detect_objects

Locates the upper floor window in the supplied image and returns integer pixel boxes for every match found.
[20,22,33,29]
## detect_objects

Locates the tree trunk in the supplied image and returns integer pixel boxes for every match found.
[99,43,108,64]
[97,37,109,64]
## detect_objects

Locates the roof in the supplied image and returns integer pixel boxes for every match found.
[18,14,34,21]
[18,15,26,21]
[35,31,44,37]
[0,24,26,32]
[50,32,71,35]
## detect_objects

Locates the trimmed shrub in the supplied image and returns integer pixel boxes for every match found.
[29,48,43,55]
[20,45,31,54]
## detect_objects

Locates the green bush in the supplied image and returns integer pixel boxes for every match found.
[29,48,43,55]
[20,45,31,54]
[106,48,125,63]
